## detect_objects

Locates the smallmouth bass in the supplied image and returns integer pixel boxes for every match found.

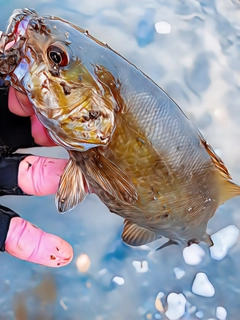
[0,8,239,248]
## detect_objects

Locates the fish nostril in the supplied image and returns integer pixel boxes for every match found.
[89,110,100,120]
[29,20,40,32]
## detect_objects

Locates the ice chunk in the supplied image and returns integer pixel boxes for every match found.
[183,244,205,265]
[196,310,204,318]
[155,21,171,34]
[210,225,239,260]
[192,272,215,297]
[216,306,227,320]
[132,260,149,273]
[165,293,186,320]
[112,276,125,285]
[173,267,185,279]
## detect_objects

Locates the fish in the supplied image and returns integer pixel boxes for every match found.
[0,8,239,248]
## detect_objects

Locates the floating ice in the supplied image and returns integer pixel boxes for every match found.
[210,225,239,260]
[183,244,205,265]
[216,306,227,320]
[173,267,185,279]
[59,298,68,311]
[155,21,171,34]
[196,310,204,318]
[132,260,149,273]
[165,293,186,320]
[192,272,215,297]
[112,276,125,285]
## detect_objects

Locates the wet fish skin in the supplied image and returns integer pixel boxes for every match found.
[0,8,239,248]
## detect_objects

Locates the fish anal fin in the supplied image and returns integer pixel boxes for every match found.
[82,149,138,204]
[122,219,159,246]
[56,158,89,213]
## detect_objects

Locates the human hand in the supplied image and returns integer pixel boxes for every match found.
[8,86,55,146]
[0,86,73,267]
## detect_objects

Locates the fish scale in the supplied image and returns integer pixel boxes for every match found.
[0,8,239,248]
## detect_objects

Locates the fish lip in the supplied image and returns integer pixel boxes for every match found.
[0,9,41,76]
[0,12,28,75]
[0,8,43,55]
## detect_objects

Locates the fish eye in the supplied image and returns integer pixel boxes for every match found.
[47,46,69,66]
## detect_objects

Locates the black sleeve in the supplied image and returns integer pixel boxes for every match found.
[0,86,35,251]
[0,205,19,251]
[0,86,37,153]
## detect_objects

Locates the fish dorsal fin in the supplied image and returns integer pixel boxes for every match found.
[56,159,89,213]
[200,138,240,203]
[122,219,159,246]
[200,138,231,180]
[82,150,138,204]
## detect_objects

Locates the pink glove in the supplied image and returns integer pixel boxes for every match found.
[4,87,73,267]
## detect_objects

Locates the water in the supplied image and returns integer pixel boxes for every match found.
[0,0,240,319]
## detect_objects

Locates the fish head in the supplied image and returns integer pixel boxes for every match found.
[0,8,117,150]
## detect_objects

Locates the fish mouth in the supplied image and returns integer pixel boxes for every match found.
[0,8,41,76]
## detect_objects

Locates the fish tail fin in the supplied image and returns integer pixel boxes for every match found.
[56,158,89,213]
[219,179,240,204]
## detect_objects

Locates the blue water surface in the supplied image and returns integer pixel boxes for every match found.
[0,0,240,319]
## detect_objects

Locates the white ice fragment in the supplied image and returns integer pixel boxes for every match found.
[183,244,205,265]
[155,21,171,34]
[132,260,149,273]
[210,225,239,260]
[173,267,185,279]
[165,293,186,320]
[112,276,125,285]
[98,268,107,276]
[156,292,164,299]
[59,298,68,310]
[188,305,196,314]
[192,272,215,297]
[216,306,227,320]
[196,310,204,318]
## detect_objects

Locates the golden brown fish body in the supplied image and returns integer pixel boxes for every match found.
[0,8,239,247]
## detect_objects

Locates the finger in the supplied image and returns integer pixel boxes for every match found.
[9,87,56,146]
[18,156,68,196]
[8,87,34,116]
[30,114,56,146]
[5,217,73,267]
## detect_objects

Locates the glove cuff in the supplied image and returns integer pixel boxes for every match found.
[0,204,19,251]
[0,153,31,196]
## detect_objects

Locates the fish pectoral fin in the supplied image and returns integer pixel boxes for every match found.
[84,150,138,204]
[56,159,89,213]
[122,219,159,246]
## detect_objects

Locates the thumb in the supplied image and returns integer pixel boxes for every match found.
[5,217,73,267]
